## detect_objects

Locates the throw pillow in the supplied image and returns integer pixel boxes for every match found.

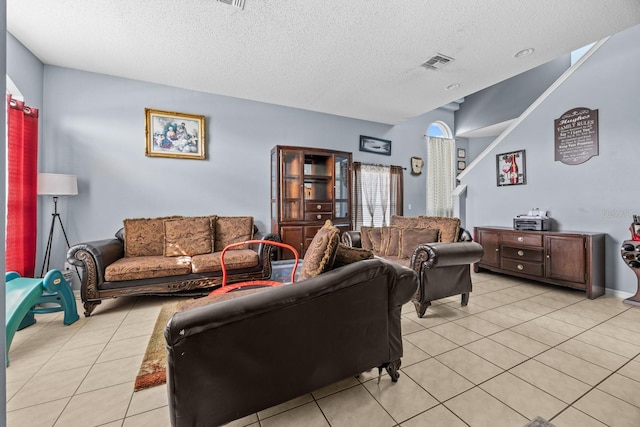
[360,226,373,250]
[385,226,402,257]
[399,228,440,259]
[417,216,461,243]
[298,220,340,281]
[123,216,181,257]
[164,217,213,256]
[379,226,390,255]
[333,243,374,268]
[367,227,383,254]
[214,216,254,251]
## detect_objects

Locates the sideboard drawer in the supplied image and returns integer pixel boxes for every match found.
[502,232,543,247]
[501,259,544,277]
[502,246,544,262]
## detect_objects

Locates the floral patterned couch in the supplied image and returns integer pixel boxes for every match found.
[67,215,280,317]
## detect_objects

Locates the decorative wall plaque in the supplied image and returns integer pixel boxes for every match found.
[554,107,599,165]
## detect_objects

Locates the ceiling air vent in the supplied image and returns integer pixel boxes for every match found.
[421,54,454,71]
[217,0,246,10]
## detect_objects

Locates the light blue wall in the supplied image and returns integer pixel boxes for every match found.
[35,65,452,271]
[461,24,640,295]
[6,33,43,108]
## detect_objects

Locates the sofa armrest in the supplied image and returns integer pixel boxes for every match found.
[67,238,124,284]
[341,231,362,248]
[252,233,282,264]
[410,241,484,269]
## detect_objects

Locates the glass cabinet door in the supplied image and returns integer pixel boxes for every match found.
[281,150,303,221]
[334,155,350,219]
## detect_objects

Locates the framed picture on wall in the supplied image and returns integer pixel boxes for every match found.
[457,161,466,171]
[359,135,392,155]
[496,150,526,186]
[457,148,466,158]
[145,108,206,159]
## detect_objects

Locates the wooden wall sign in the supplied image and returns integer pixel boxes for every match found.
[554,107,599,165]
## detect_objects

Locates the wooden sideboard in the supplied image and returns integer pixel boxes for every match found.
[474,226,605,299]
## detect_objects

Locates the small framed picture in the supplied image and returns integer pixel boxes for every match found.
[457,148,466,158]
[496,150,526,186]
[457,161,466,171]
[145,108,206,160]
[359,135,392,156]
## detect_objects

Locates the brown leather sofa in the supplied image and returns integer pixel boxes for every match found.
[342,216,484,317]
[164,258,418,427]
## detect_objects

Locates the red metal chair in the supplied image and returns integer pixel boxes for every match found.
[209,240,299,295]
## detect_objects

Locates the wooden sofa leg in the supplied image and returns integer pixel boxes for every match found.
[461,293,469,306]
[83,301,100,317]
[413,300,430,318]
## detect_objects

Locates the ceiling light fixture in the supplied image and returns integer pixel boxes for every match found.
[445,83,460,91]
[514,48,534,58]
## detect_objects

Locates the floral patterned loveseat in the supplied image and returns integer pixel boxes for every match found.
[67,215,280,316]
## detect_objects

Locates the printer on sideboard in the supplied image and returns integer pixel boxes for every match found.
[513,209,552,231]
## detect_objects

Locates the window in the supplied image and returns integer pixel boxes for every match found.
[427,121,453,138]
[352,162,403,229]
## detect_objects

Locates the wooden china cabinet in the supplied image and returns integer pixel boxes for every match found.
[271,146,352,258]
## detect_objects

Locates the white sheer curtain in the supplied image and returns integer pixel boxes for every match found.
[360,164,390,226]
[426,136,456,217]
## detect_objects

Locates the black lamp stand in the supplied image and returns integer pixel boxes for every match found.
[40,196,72,278]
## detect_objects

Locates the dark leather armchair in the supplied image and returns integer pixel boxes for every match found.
[410,241,484,317]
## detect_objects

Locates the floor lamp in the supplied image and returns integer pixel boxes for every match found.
[38,173,78,278]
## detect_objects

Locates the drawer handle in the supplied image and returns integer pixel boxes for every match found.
[517,264,524,271]
[517,250,524,257]
[317,204,322,210]
[317,214,322,220]
[517,236,524,242]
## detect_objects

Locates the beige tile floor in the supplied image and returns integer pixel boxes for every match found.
[6,271,640,426]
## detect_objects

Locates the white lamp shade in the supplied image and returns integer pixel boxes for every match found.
[37,173,78,196]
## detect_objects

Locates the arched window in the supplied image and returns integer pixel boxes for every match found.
[427,121,453,138]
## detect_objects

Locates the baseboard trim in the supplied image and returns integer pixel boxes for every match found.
[605,288,633,300]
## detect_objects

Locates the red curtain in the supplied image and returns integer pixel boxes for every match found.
[6,94,39,277]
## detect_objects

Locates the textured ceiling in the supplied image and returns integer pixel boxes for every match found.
[7,1,640,125]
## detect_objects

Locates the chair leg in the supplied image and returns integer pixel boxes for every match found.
[413,300,431,318]
[461,292,469,306]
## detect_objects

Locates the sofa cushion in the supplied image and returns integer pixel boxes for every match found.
[385,226,402,257]
[298,220,340,281]
[123,216,181,257]
[191,249,260,274]
[367,227,383,253]
[417,216,461,243]
[399,228,440,259]
[333,243,374,268]
[164,217,213,256]
[359,226,373,250]
[105,255,192,281]
[215,216,254,251]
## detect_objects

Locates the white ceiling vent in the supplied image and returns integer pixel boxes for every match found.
[217,0,245,10]
[421,54,454,71]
